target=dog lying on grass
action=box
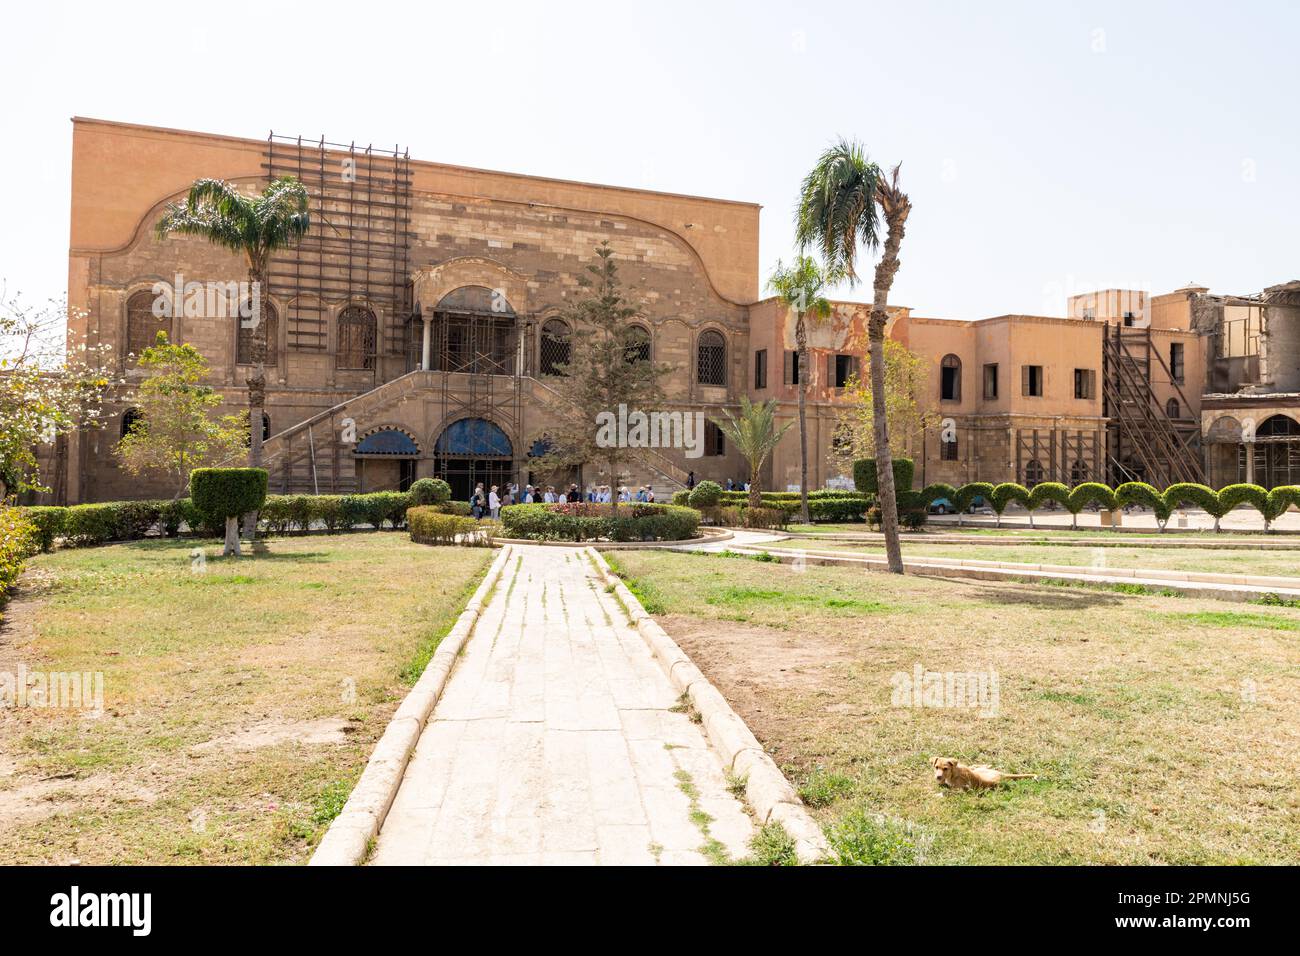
[931,757,1037,790]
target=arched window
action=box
[126,290,171,361]
[625,324,652,364]
[697,330,726,386]
[1024,459,1045,486]
[1070,460,1089,484]
[1165,398,1181,420]
[940,354,962,402]
[1256,415,1300,437]
[243,413,271,447]
[539,319,571,376]
[337,306,377,370]
[940,435,958,461]
[237,302,279,366]
[120,407,144,439]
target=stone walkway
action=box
[370,545,753,865]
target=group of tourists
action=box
[468,481,657,519]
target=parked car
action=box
[928,495,986,514]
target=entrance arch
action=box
[434,417,514,502]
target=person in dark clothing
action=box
[686,471,696,489]
[566,484,581,503]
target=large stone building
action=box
[44,118,1299,504]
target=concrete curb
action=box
[723,545,1300,603]
[786,532,1300,551]
[308,544,514,866]
[585,548,830,864]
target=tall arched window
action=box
[940,354,962,402]
[625,324,652,364]
[697,330,726,386]
[337,305,377,370]
[1070,460,1089,484]
[1166,398,1181,419]
[1024,459,1045,486]
[539,319,571,376]
[126,290,171,360]
[237,302,279,366]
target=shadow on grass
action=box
[957,578,1127,609]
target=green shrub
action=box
[62,503,127,546]
[671,489,691,506]
[407,506,492,546]
[1264,485,1300,529]
[159,499,191,537]
[919,482,958,508]
[189,468,269,525]
[853,457,914,495]
[500,502,699,542]
[409,477,451,507]
[18,506,66,552]
[807,496,869,522]
[1219,483,1268,517]
[1027,481,1070,510]
[116,500,165,539]
[989,483,1030,525]
[435,500,472,518]
[1067,481,1116,514]
[0,508,38,617]
[953,481,994,515]
[1115,481,1172,527]
[1163,483,1226,530]
[688,481,723,509]
[362,491,412,529]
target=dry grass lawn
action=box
[608,549,1300,864]
[0,534,492,865]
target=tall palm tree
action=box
[796,139,912,574]
[767,256,836,525]
[710,397,794,510]
[156,177,310,474]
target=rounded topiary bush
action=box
[1115,481,1173,528]
[989,482,1030,527]
[189,467,269,556]
[1163,483,1226,531]
[1264,485,1300,531]
[409,477,452,506]
[1065,482,1116,529]
[1026,481,1069,528]
[687,480,723,509]
[952,482,994,525]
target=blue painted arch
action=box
[355,428,420,456]
[435,417,513,458]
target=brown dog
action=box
[931,757,1037,790]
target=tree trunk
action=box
[223,515,241,557]
[243,266,268,538]
[796,315,810,525]
[869,185,911,575]
[748,463,762,511]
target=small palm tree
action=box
[156,177,310,472]
[767,256,837,525]
[796,139,912,574]
[710,397,794,510]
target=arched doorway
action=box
[355,427,420,492]
[1249,414,1300,489]
[435,417,513,502]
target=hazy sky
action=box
[2,0,1296,320]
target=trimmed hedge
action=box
[20,506,68,553]
[500,502,700,542]
[189,468,269,524]
[408,506,495,546]
[853,458,915,495]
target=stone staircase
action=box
[254,371,691,495]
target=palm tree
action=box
[767,256,836,525]
[796,139,912,574]
[156,177,310,475]
[709,397,794,510]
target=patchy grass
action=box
[776,540,1300,579]
[0,534,492,864]
[611,549,1300,865]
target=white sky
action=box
[2,0,1296,320]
